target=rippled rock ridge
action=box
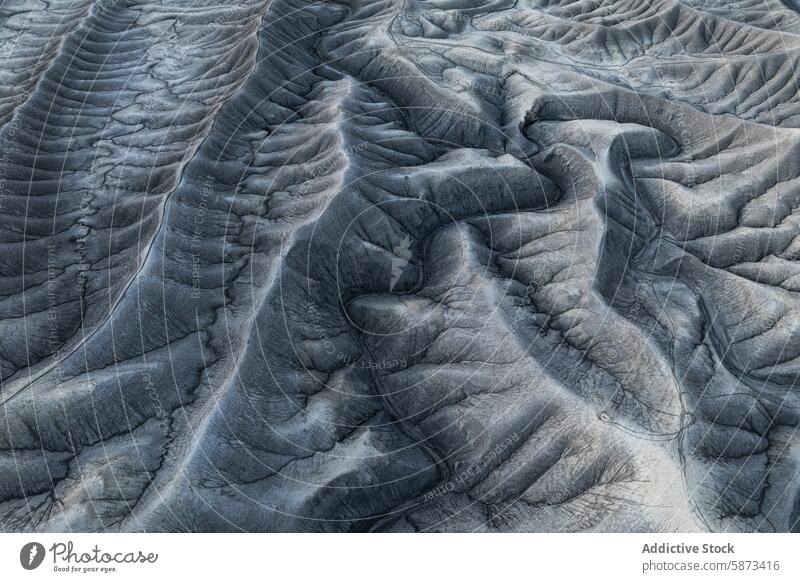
[1,0,800,533]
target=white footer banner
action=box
[0,534,796,581]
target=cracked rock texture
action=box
[2,0,800,532]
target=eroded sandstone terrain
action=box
[1,0,800,532]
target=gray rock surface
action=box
[1,0,800,532]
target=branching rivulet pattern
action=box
[1,0,800,532]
